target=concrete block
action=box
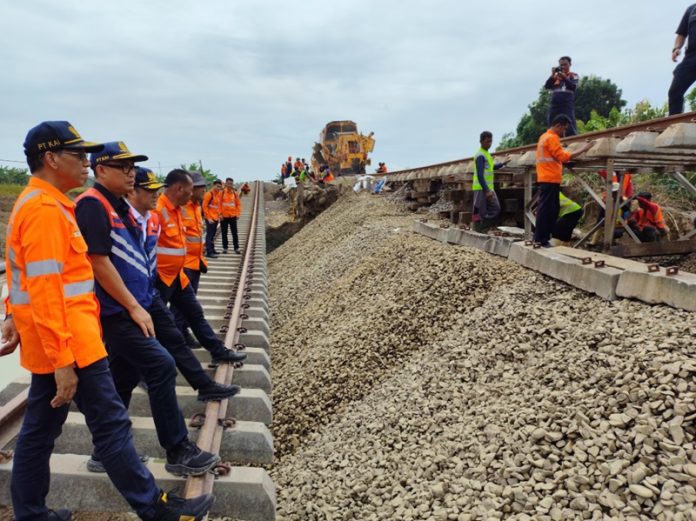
[507,243,620,300]
[446,228,515,257]
[411,221,449,243]
[242,317,270,337]
[585,137,621,158]
[239,330,270,352]
[616,269,696,311]
[0,453,276,521]
[82,387,273,425]
[655,122,696,149]
[195,347,270,372]
[50,413,273,465]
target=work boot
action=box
[183,329,201,349]
[165,438,220,476]
[205,252,218,259]
[46,509,72,520]
[150,490,215,521]
[197,382,241,402]
[234,249,241,254]
[211,349,247,364]
[87,453,150,473]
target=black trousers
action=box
[221,217,239,251]
[630,224,660,243]
[205,220,218,255]
[553,209,582,242]
[669,54,696,115]
[534,183,561,245]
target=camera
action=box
[554,66,562,74]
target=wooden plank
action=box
[610,239,696,258]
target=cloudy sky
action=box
[0,1,685,180]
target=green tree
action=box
[0,165,29,185]
[573,75,626,123]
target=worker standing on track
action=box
[202,179,222,258]
[74,144,222,478]
[534,114,594,247]
[220,177,241,254]
[669,4,696,114]
[241,182,251,196]
[175,171,207,347]
[1,121,214,521]
[156,170,246,365]
[544,56,579,136]
[471,131,510,233]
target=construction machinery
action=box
[311,121,375,176]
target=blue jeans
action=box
[11,358,161,520]
[157,276,227,359]
[205,220,218,255]
[101,312,188,451]
[150,293,210,390]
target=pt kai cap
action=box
[189,171,208,187]
[90,141,148,169]
[134,166,165,190]
[23,121,103,157]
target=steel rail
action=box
[183,180,261,501]
[378,110,696,177]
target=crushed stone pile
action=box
[269,192,696,520]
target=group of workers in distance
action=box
[280,156,334,184]
[200,177,249,259]
[472,114,669,247]
[0,120,251,521]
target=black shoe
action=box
[222,249,228,254]
[151,490,215,521]
[87,453,149,473]
[234,249,241,254]
[211,350,247,364]
[197,382,242,402]
[205,252,219,259]
[165,438,220,476]
[183,329,201,349]
[47,509,72,521]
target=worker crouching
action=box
[628,191,668,242]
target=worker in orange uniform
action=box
[202,179,222,258]
[220,177,241,254]
[156,170,246,365]
[241,182,251,195]
[534,114,594,247]
[376,162,388,173]
[175,171,208,346]
[0,121,214,521]
[628,191,669,242]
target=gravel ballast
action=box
[269,192,696,521]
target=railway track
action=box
[0,181,275,521]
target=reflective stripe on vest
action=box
[472,148,494,191]
[157,246,186,256]
[536,133,557,164]
[559,193,581,218]
[186,236,203,244]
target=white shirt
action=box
[126,200,150,247]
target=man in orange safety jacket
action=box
[202,179,222,257]
[220,177,241,254]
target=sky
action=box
[0,1,686,180]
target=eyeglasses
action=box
[102,162,136,174]
[58,150,88,162]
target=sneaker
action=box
[211,350,247,364]
[87,453,149,473]
[183,329,201,349]
[151,490,215,521]
[47,509,72,521]
[197,382,241,402]
[165,438,220,476]
[234,249,241,254]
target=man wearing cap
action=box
[75,143,220,478]
[1,122,214,521]
[202,179,223,258]
[156,170,246,365]
[220,177,241,254]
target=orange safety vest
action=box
[221,188,241,218]
[202,189,222,222]
[632,207,666,231]
[6,177,106,374]
[155,194,190,288]
[181,200,207,270]
[324,171,335,182]
[536,129,572,184]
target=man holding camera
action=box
[544,56,579,136]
